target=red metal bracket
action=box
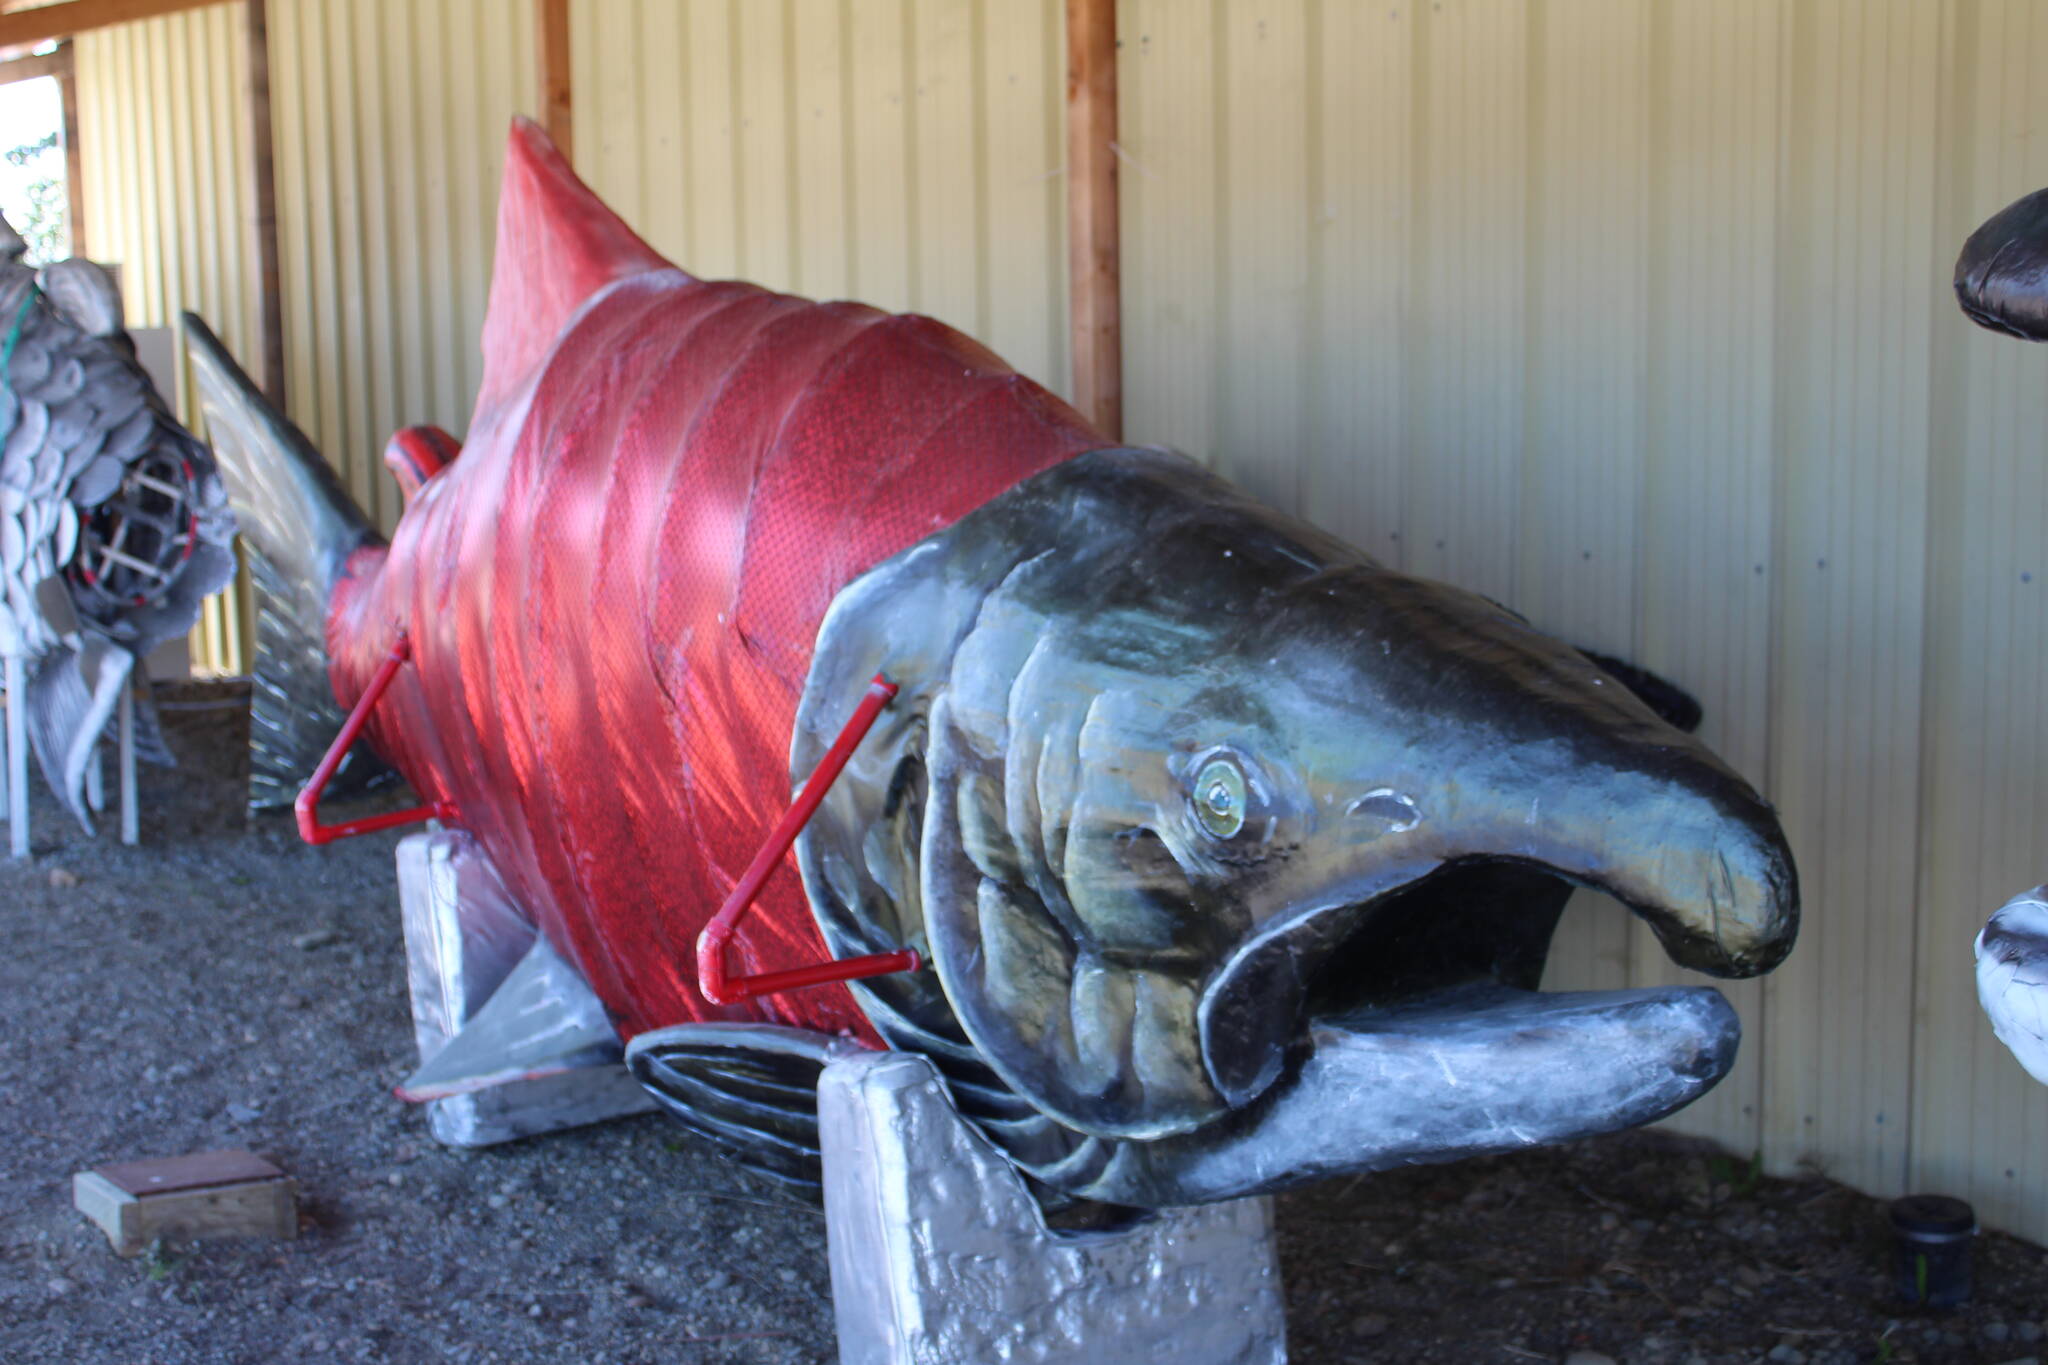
[697,674,922,1005]
[295,633,458,845]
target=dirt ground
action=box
[3,683,2045,1365]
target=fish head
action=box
[798,448,1798,1198]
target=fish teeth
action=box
[26,355,85,406]
[4,398,48,470]
[71,453,125,507]
[53,500,77,568]
[0,506,24,571]
[105,407,155,459]
[6,328,51,389]
[60,424,106,482]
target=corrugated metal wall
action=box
[268,0,533,536]
[1120,0,2048,1242]
[70,0,2048,1243]
[76,0,533,671]
[570,0,1071,400]
[75,3,257,674]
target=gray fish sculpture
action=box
[1976,888,2048,1086]
[190,122,1797,1210]
[766,448,1797,1205]
[0,212,236,829]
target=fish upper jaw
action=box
[1189,750,1799,1118]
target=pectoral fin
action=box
[626,1023,863,1192]
[396,937,620,1101]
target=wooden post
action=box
[244,0,283,408]
[57,53,84,258]
[1065,0,1120,441]
[535,0,571,163]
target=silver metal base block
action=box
[396,829,653,1147]
[820,1050,1287,1365]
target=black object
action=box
[70,448,202,613]
[1890,1194,1976,1309]
[1580,649,1705,734]
[1956,187,2048,340]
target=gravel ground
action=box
[3,683,2045,1364]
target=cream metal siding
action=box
[570,0,1071,401]
[1121,0,2048,1241]
[69,0,2048,1244]
[268,0,533,536]
[75,0,533,669]
[76,3,256,674]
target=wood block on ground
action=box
[73,1149,297,1256]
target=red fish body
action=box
[324,121,1102,1043]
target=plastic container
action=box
[1889,1194,1976,1309]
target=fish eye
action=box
[1193,758,1248,839]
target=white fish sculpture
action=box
[0,211,236,831]
[1977,889,2048,1086]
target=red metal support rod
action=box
[697,673,922,1005]
[296,633,459,845]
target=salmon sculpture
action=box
[188,119,1797,1208]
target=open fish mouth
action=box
[1157,858,1752,1204]
[1179,977,1739,1201]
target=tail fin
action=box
[473,117,675,425]
[181,312,395,810]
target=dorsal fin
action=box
[474,117,677,423]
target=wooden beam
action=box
[58,57,83,256]
[244,0,281,407]
[0,0,225,49]
[1064,0,1120,441]
[535,0,570,162]
[0,44,68,85]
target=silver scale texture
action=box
[821,1049,1287,1365]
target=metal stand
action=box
[820,1050,1287,1365]
[6,654,26,858]
[395,828,653,1146]
[117,683,136,846]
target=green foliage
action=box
[140,1238,188,1282]
[4,129,67,264]
[2,131,57,169]
[1706,1148,1765,1199]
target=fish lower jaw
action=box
[1186,853,1755,1183]
[1298,980,1738,1163]
[1096,980,1740,1207]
